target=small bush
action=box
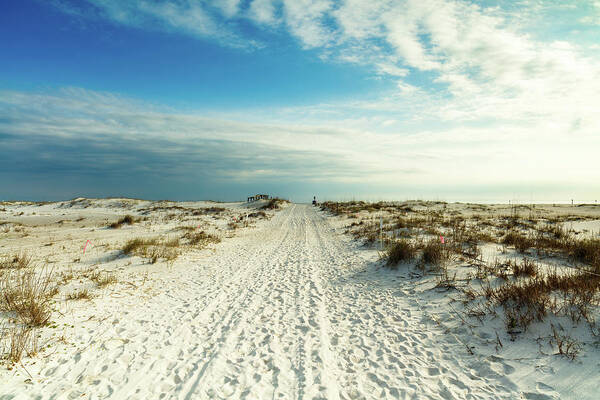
[502,231,532,253]
[570,238,600,267]
[261,198,288,210]
[511,258,538,278]
[248,211,267,218]
[489,279,550,331]
[421,239,451,266]
[109,215,137,229]
[385,240,417,267]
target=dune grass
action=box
[261,198,289,210]
[122,237,179,264]
[385,240,417,267]
[420,239,452,267]
[1,261,55,327]
[109,215,139,229]
[0,253,56,363]
[0,253,32,270]
[183,230,220,247]
[67,289,91,300]
[3,325,38,363]
[89,270,118,287]
[325,200,600,358]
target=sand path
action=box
[2,204,521,399]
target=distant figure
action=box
[312,196,317,206]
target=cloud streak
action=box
[52,0,257,48]
[0,88,413,187]
[2,86,599,201]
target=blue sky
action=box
[2,0,600,202]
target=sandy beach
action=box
[1,199,598,399]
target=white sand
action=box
[0,202,596,398]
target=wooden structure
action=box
[247,194,270,202]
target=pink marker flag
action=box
[83,240,92,254]
[440,236,445,244]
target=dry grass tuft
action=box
[486,278,550,331]
[385,240,417,267]
[1,267,55,327]
[109,215,138,229]
[183,231,221,247]
[261,198,289,210]
[67,289,91,300]
[90,271,117,287]
[149,247,177,264]
[227,221,239,230]
[0,253,32,270]
[550,324,581,360]
[510,258,538,278]
[570,238,600,267]
[482,268,600,333]
[502,231,532,253]
[122,237,158,255]
[248,211,267,219]
[3,325,38,363]
[421,239,451,267]
[122,237,178,264]
[202,206,226,214]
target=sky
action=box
[1,0,600,203]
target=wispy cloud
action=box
[51,0,257,48]
[248,0,281,25]
[580,0,600,25]
[51,1,600,126]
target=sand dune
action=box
[0,201,596,398]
